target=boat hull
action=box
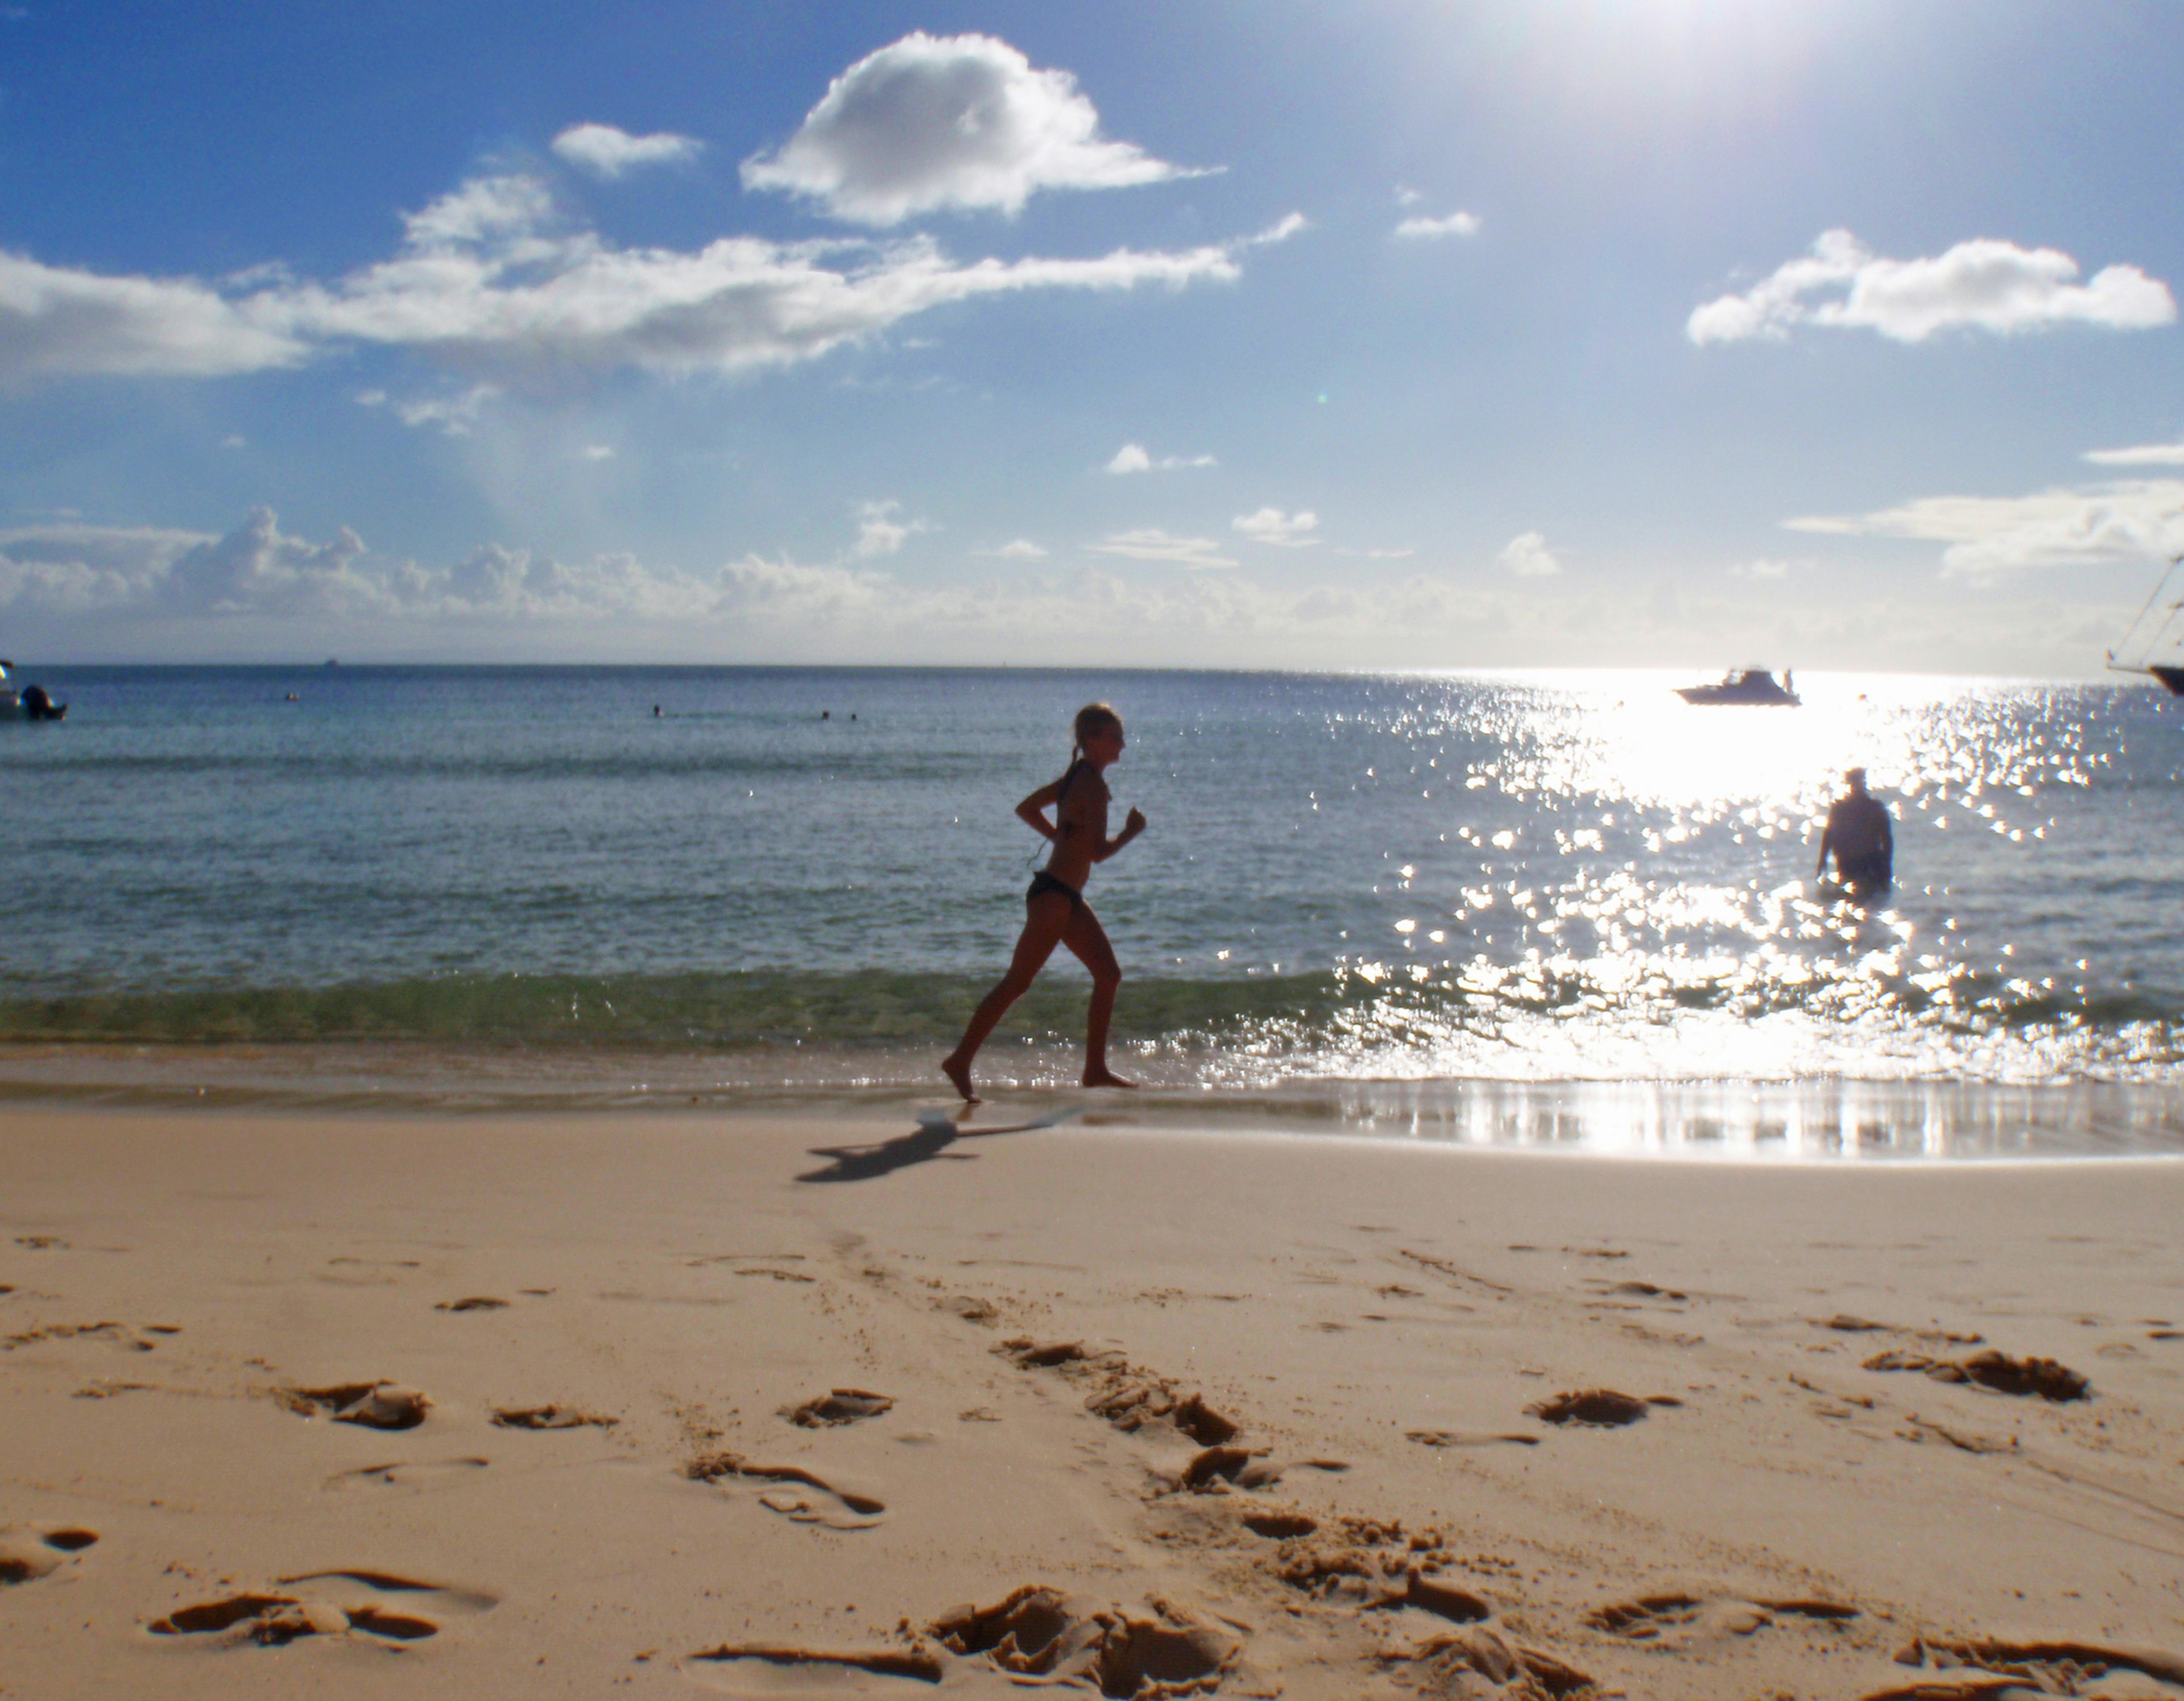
[1676,686,1799,706]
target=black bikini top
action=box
[1054,758,1094,834]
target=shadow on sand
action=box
[797,1106,1078,1185]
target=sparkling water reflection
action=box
[0,666,2179,1094]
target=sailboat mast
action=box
[2109,554,2184,671]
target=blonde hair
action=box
[1073,702,1122,748]
[1058,702,1121,799]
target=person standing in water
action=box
[1815,767,1893,895]
[942,703,1147,1104]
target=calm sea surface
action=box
[3,665,2182,1155]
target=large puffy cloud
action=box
[551,123,702,179]
[0,508,891,623]
[1,172,1242,384]
[1689,229,2175,345]
[0,511,394,616]
[741,32,1200,224]
[0,253,307,380]
[0,509,2138,675]
[0,521,209,612]
[1785,479,2184,578]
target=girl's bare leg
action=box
[942,895,1073,1102]
[1063,904,1135,1089]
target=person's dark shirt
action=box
[1824,793,1892,872]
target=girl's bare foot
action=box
[1082,1067,1138,1090]
[941,1056,980,1103]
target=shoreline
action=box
[1,1041,2181,1160]
[3,1104,2182,1699]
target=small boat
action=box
[2107,557,2184,694]
[0,660,65,722]
[1676,667,1799,706]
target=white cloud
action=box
[1233,507,1318,547]
[551,122,703,179]
[1728,558,1792,580]
[1243,212,1308,247]
[0,251,308,380]
[1089,528,1236,569]
[580,444,615,461]
[1395,211,1480,240]
[1785,479,2184,578]
[984,538,1047,560]
[1104,442,1215,474]
[221,434,246,449]
[741,32,1203,226]
[1395,185,1425,208]
[853,499,929,558]
[1,171,1243,385]
[270,178,1242,378]
[1689,229,2177,345]
[2084,439,2184,466]
[358,382,498,435]
[0,520,209,613]
[1498,531,1560,577]
[0,507,898,626]
[399,173,557,251]
[0,508,2148,676]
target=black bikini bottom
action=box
[1027,870,1085,912]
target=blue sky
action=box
[4,1,2183,671]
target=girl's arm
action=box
[1015,780,1061,842]
[1091,801,1147,862]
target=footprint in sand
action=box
[686,1451,886,1530]
[434,1296,509,1313]
[492,1405,617,1430]
[3,1321,155,1354]
[1591,1592,1857,1648]
[783,1389,895,1428]
[1863,1348,2090,1402]
[1167,1447,1284,1493]
[999,1338,1244,1448]
[686,1643,945,1695]
[1275,1525,1492,1621]
[1526,1389,1681,1428]
[271,1382,431,1430]
[1407,1429,1540,1449]
[1393,1625,1598,1700]
[324,1458,490,1492]
[1877,1635,2184,1700]
[928,1585,1240,1696]
[148,1570,495,1649]
[0,1526,100,1584]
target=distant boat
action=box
[2106,557,2184,694]
[1676,668,1800,706]
[0,659,65,722]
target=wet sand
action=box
[2,1103,2182,1699]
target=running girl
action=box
[941,702,1147,1103]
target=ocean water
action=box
[2,664,2181,1154]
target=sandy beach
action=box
[3,1102,2182,1700]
